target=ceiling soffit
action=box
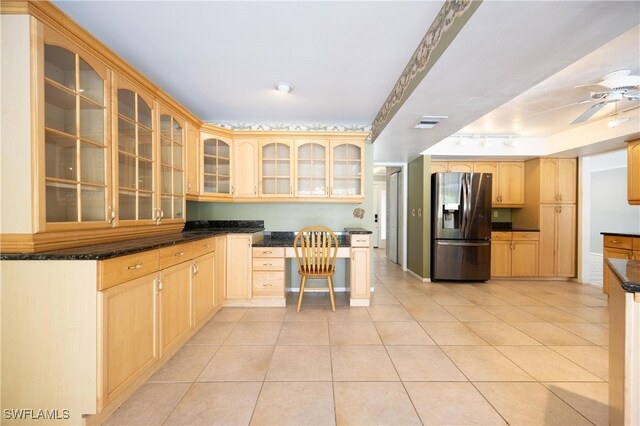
[371,0,481,141]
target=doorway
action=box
[387,168,402,264]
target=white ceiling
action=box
[52,0,443,124]
[53,0,640,163]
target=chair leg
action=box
[297,276,307,312]
[327,275,336,312]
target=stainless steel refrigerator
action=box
[431,172,492,281]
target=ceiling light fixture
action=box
[608,116,629,128]
[275,82,294,93]
[415,116,448,129]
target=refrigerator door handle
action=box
[460,175,467,238]
[436,241,491,247]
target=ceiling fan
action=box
[571,69,640,124]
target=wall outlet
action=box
[493,210,499,218]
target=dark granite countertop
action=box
[253,231,351,247]
[1,220,265,261]
[606,258,640,293]
[600,232,640,238]
[344,227,373,234]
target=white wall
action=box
[581,149,640,286]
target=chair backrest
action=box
[294,226,339,275]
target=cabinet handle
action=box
[264,263,273,266]
[125,263,143,270]
[290,185,293,195]
[263,283,273,287]
[175,252,185,257]
[263,250,272,254]
[231,185,235,195]
[254,185,257,195]
[187,181,192,191]
[611,240,620,244]
[558,206,562,213]
[107,206,116,224]
[155,278,163,294]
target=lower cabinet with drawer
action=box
[252,247,286,300]
[347,234,371,305]
[603,235,640,294]
[0,236,224,425]
[491,231,539,278]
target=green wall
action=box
[187,141,375,234]
[407,156,431,279]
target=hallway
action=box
[106,249,609,425]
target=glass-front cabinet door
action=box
[43,42,109,226]
[295,140,328,197]
[260,139,293,197]
[159,110,185,220]
[330,140,364,198]
[115,82,155,224]
[201,134,232,197]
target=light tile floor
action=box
[105,249,609,425]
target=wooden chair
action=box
[293,226,338,312]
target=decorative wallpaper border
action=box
[371,0,482,140]
[208,122,372,133]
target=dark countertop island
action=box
[606,258,640,293]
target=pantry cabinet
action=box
[540,158,577,204]
[628,139,640,205]
[539,204,576,277]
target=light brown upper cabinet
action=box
[260,139,294,197]
[42,34,110,229]
[158,108,186,221]
[448,162,474,173]
[295,139,329,197]
[496,162,525,206]
[233,138,259,198]
[540,158,576,204]
[473,162,498,204]
[200,131,232,198]
[185,123,199,197]
[330,139,364,198]
[628,139,640,205]
[114,79,155,225]
[430,162,448,174]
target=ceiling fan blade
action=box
[571,101,606,125]
[575,83,610,93]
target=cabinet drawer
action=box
[252,271,285,298]
[252,257,285,271]
[159,243,195,269]
[512,232,539,241]
[491,232,512,241]
[99,250,159,290]
[604,235,633,250]
[253,247,285,258]
[350,235,370,247]
[193,237,216,258]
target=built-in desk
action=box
[250,230,372,307]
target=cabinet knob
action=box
[175,252,185,257]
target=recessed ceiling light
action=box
[414,116,447,129]
[275,82,293,93]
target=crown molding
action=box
[371,0,482,141]
[210,122,371,133]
